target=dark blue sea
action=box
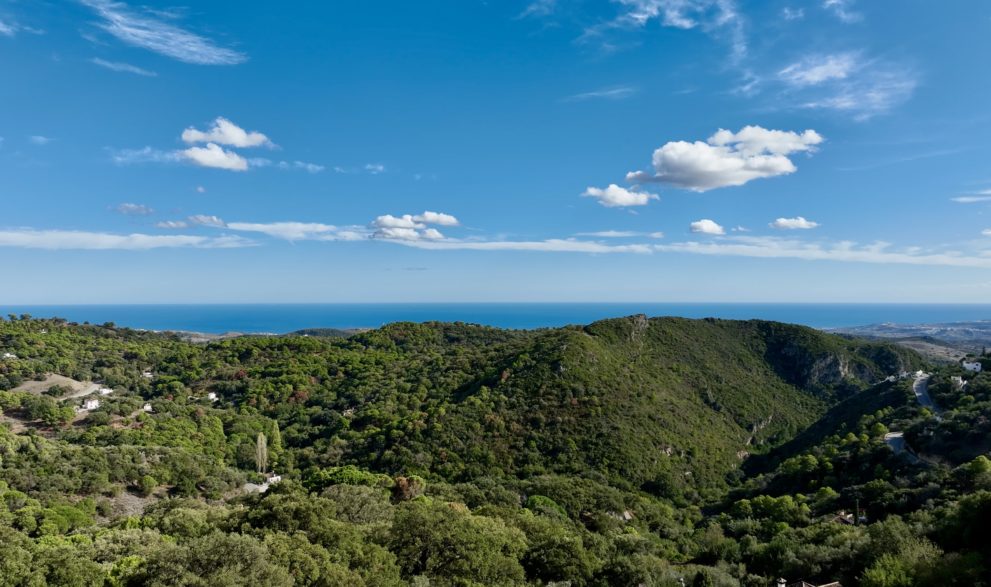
[2,304,991,334]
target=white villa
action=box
[2,352,17,360]
[963,361,983,373]
[141,370,154,379]
[82,398,100,411]
[142,403,153,413]
[98,387,114,396]
[207,392,218,402]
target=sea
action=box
[2,303,991,335]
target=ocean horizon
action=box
[2,303,991,334]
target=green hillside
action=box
[6,314,989,587]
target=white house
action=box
[141,370,154,379]
[2,352,17,360]
[83,398,100,411]
[963,361,983,373]
[951,376,967,389]
[142,403,153,413]
[207,392,218,402]
[98,387,114,396]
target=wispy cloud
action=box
[774,52,915,120]
[29,135,53,145]
[822,0,862,23]
[389,238,654,254]
[563,86,637,102]
[79,0,246,65]
[519,0,557,19]
[111,146,182,165]
[114,203,154,216]
[0,19,16,36]
[90,57,156,76]
[655,236,991,268]
[278,161,325,173]
[584,0,747,62]
[0,229,251,250]
[575,230,663,238]
[952,191,991,204]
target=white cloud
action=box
[412,211,460,226]
[225,222,339,241]
[781,7,804,20]
[364,163,386,174]
[778,53,860,87]
[564,86,637,102]
[800,69,916,120]
[90,57,156,76]
[519,0,557,18]
[111,146,182,165]
[182,117,272,148]
[181,143,248,171]
[822,0,861,23]
[115,203,154,216]
[952,193,991,204]
[690,219,725,235]
[196,186,206,193]
[391,238,653,254]
[277,161,325,173]
[371,211,459,240]
[29,135,53,145]
[655,236,991,269]
[582,184,659,207]
[983,229,991,237]
[0,229,250,250]
[627,126,823,191]
[80,0,247,65]
[590,0,747,61]
[576,230,641,238]
[0,19,16,36]
[186,214,226,227]
[770,216,819,230]
[156,220,187,229]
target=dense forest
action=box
[0,314,988,586]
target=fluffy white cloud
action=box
[779,53,860,87]
[80,0,246,65]
[181,143,248,171]
[115,203,154,216]
[690,219,725,235]
[90,57,156,76]
[582,184,658,207]
[371,211,458,240]
[770,216,819,230]
[413,211,460,226]
[627,126,823,191]
[0,229,250,250]
[182,117,272,148]
[225,222,339,241]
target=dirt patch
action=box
[12,374,101,399]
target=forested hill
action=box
[5,314,991,586]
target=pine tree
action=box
[256,432,268,474]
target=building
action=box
[98,387,114,396]
[207,392,218,402]
[142,403,153,413]
[83,398,100,411]
[141,370,154,379]
[2,352,17,360]
[963,361,983,373]
[951,376,967,389]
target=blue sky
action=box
[2,0,991,303]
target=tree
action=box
[256,432,268,474]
